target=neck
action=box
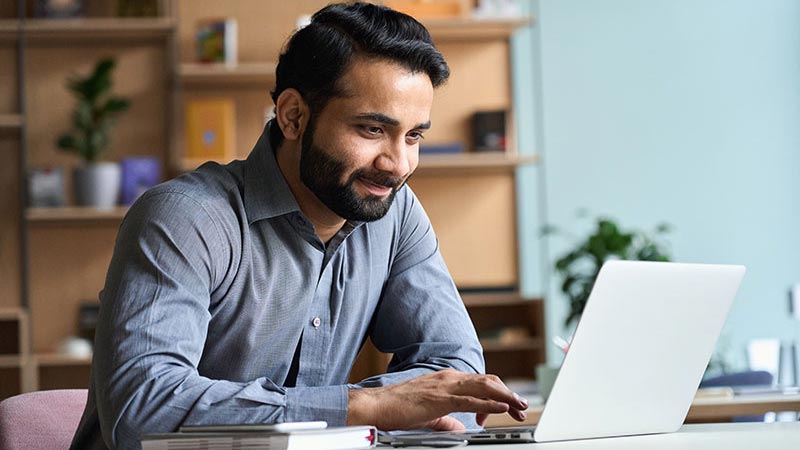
[275,140,345,243]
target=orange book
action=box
[184,98,236,163]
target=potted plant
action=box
[544,214,672,327]
[57,57,130,208]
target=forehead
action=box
[324,57,434,122]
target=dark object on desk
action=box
[472,110,506,152]
[700,370,774,422]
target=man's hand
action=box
[346,369,528,431]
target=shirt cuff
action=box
[284,384,349,426]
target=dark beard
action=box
[299,119,408,222]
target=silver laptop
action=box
[386,261,746,445]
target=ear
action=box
[275,88,310,141]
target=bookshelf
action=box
[2,0,545,398]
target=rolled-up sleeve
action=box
[95,191,348,450]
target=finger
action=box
[507,407,527,422]
[452,376,528,411]
[476,413,488,427]
[427,415,466,432]
[450,395,510,415]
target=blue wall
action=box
[513,0,800,367]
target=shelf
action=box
[462,292,542,307]
[33,353,91,367]
[0,114,23,131]
[0,307,25,321]
[416,152,538,174]
[178,62,277,86]
[480,337,543,352]
[0,18,174,43]
[26,206,128,223]
[424,17,532,41]
[0,355,24,369]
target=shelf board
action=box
[480,337,543,352]
[0,114,23,131]
[26,206,128,223]
[178,62,277,86]
[461,292,542,307]
[424,17,532,41]
[0,355,24,368]
[0,307,25,321]
[33,353,91,367]
[0,17,174,43]
[416,152,538,174]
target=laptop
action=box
[385,260,746,445]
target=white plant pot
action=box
[73,162,121,208]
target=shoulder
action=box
[125,162,245,242]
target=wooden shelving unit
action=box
[177,62,277,86]
[26,207,128,223]
[7,18,174,42]
[417,152,538,173]
[4,1,543,394]
[424,17,533,41]
[0,114,23,131]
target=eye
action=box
[406,131,425,143]
[361,125,384,136]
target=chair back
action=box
[0,389,87,450]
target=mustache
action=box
[350,169,409,190]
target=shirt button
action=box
[312,317,321,328]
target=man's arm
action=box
[94,191,348,450]
[345,188,528,430]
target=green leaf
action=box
[103,97,131,114]
[56,135,78,151]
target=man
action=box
[71,3,527,449]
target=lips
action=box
[358,176,394,196]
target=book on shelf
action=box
[184,98,236,163]
[141,425,377,450]
[196,17,238,65]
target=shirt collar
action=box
[243,131,301,224]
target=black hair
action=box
[268,1,450,147]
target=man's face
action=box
[298,57,434,222]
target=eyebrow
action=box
[354,113,431,130]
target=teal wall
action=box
[513,0,800,367]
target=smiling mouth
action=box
[357,176,394,197]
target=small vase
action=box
[73,162,121,208]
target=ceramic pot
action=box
[73,162,121,207]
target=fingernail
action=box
[514,392,529,408]
[520,411,527,420]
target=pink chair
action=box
[0,389,87,450]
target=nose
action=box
[374,137,412,178]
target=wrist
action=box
[346,387,376,426]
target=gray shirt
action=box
[70,132,484,450]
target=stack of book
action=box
[140,422,377,450]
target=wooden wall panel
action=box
[0,46,18,114]
[428,40,511,147]
[0,138,21,309]
[409,172,518,288]
[175,0,329,64]
[28,223,120,352]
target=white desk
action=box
[402,422,800,449]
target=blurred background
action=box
[0,0,798,421]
